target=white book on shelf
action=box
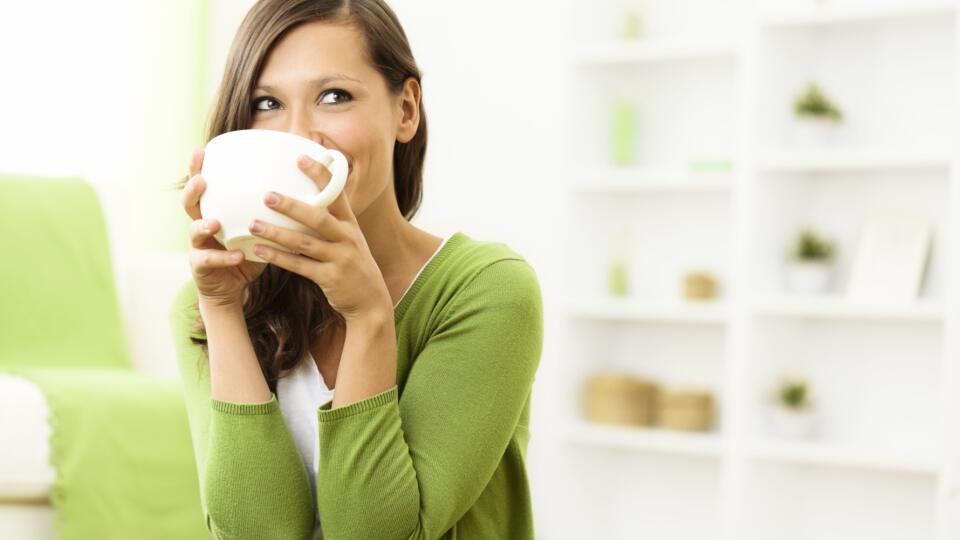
[846,210,934,303]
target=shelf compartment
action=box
[742,459,937,540]
[565,419,722,458]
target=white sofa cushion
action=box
[0,374,55,501]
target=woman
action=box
[170,0,543,538]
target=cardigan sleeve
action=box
[315,258,544,539]
[169,281,316,540]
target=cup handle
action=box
[302,149,348,208]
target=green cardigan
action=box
[170,231,544,540]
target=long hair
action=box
[174,0,426,391]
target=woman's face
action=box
[249,20,419,217]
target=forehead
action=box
[257,20,374,86]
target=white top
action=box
[276,232,453,512]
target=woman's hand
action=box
[247,154,392,322]
[182,147,268,308]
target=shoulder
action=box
[444,233,542,317]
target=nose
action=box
[285,110,326,147]
[282,111,349,172]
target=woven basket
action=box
[683,272,718,300]
[582,372,658,427]
[658,388,714,431]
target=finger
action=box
[189,146,204,177]
[190,247,245,273]
[181,174,206,221]
[248,219,335,262]
[298,154,353,221]
[191,218,223,249]
[251,242,324,281]
[263,190,348,243]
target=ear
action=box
[395,77,421,144]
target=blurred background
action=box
[1,0,960,538]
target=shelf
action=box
[566,297,728,324]
[752,295,944,322]
[747,437,939,475]
[571,168,732,194]
[576,39,738,65]
[757,147,952,174]
[565,419,722,458]
[760,1,956,28]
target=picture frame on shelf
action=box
[846,209,933,303]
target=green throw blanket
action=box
[0,175,208,539]
[4,367,210,540]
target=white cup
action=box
[199,129,348,262]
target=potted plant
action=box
[767,376,817,440]
[784,228,835,294]
[792,82,843,146]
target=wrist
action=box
[198,296,244,315]
[344,306,393,333]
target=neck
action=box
[354,181,428,306]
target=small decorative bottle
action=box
[621,1,645,41]
[611,97,636,167]
[608,223,632,297]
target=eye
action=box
[251,96,278,112]
[320,89,352,105]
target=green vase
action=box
[612,99,636,166]
[609,259,629,297]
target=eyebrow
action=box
[254,74,363,93]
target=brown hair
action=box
[174,0,427,391]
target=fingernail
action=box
[298,155,313,167]
[250,220,264,233]
[202,219,209,232]
[231,251,243,262]
[265,192,279,205]
[254,245,268,257]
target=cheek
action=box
[331,117,392,180]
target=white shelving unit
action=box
[557,1,960,539]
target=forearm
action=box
[331,309,397,408]
[199,299,271,404]
[174,285,314,538]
